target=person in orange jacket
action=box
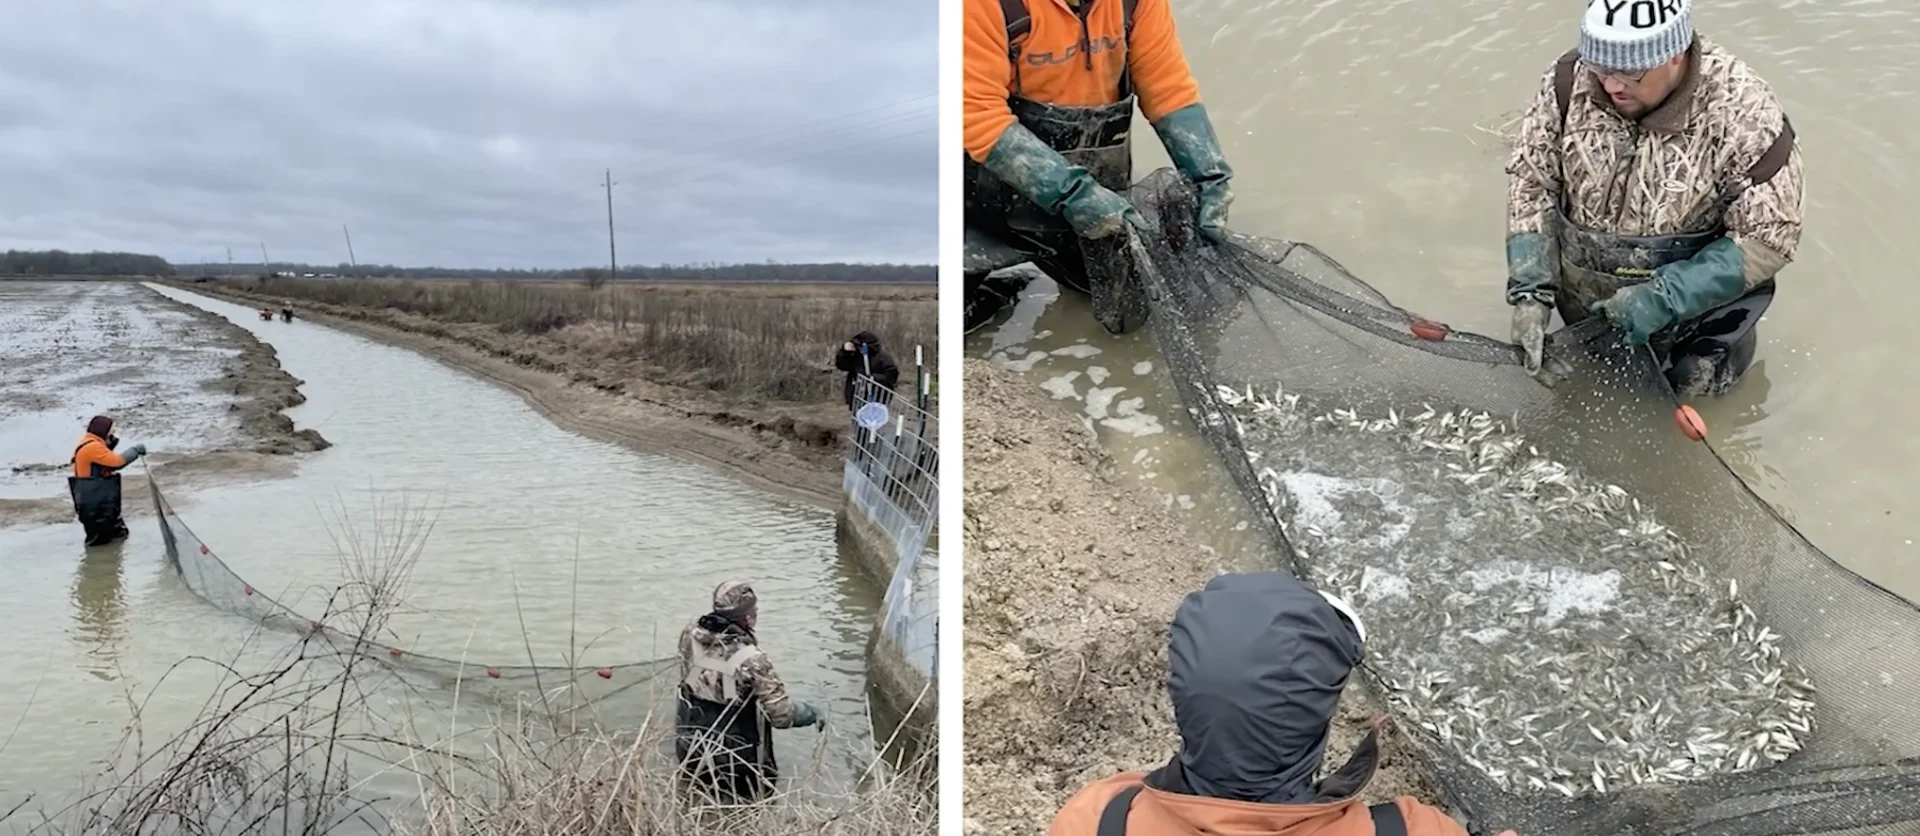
[69,415,147,547]
[962,0,1234,335]
[1049,573,1516,836]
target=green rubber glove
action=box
[790,700,822,728]
[1504,232,1556,306]
[1589,236,1747,345]
[982,123,1145,240]
[1153,103,1234,244]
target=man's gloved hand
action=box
[790,700,823,728]
[1590,237,1750,346]
[982,123,1145,240]
[1510,299,1551,375]
[1153,103,1234,244]
[127,443,147,458]
[1590,284,1672,346]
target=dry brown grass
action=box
[224,276,937,404]
[2,498,934,836]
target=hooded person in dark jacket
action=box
[1049,573,1506,836]
[675,579,823,804]
[69,415,147,547]
[834,331,901,410]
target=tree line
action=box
[1,249,934,284]
[1,249,176,277]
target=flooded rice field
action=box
[968,0,1920,602]
[1,282,244,499]
[0,281,882,818]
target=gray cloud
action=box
[0,0,936,268]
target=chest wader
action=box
[963,0,1148,335]
[675,645,778,804]
[69,440,129,547]
[1547,50,1795,397]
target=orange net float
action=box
[596,667,613,679]
[1408,317,1451,341]
[1675,404,1708,441]
[484,666,501,679]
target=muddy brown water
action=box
[969,1,1920,605]
[0,282,883,821]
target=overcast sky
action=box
[0,0,935,268]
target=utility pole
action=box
[603,168,618,281]
[259,242,269,272]
[342,225,357,270]
[226,247,234,277]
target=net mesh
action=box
[147,477,679,719]
[1124,167,1920,836]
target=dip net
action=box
[148,477,679,720]
[1125,167,1920,836]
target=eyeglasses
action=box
[1581,60,1650,84]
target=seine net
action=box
[1124,167,1920,836]
[147,477,679,720]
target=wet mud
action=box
[961,358,1437,836]
[175,282,847,510]
[0,281,327,528]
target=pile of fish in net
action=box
[1210,383,1817,799]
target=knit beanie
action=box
[1579,0,1694,72]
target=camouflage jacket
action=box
[677,616,801,728]
[1505,37,1805,290]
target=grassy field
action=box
[223,276,937,404]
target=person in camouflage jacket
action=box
[675,579,823,803]
[1505,0,1802,397]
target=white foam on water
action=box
[1085,386,1124,420]
[1101,413,1165,437]
[1112,396,1147,417]
[1131,449,1150,464]
[1459,561,1622,627]
[995,349,1051,372]
[1034,329,1053,340]
[1175,494,1195,510]
[1040,371,1081,400]
[1275,470,1414,550]
[1133,361,1154,375]
[1087,365,1110,385]
[1052,344,1102,359]
[1446,510,1479,538]
[1358,567,1413,603]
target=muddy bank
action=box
[176,281,848,510]
[961,358,1435,836]
[152,291,331,457]
[0,282,326,528]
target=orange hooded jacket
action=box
[1048,771,1469,836]
[963,0,1203,162]
[72,422,131,479]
